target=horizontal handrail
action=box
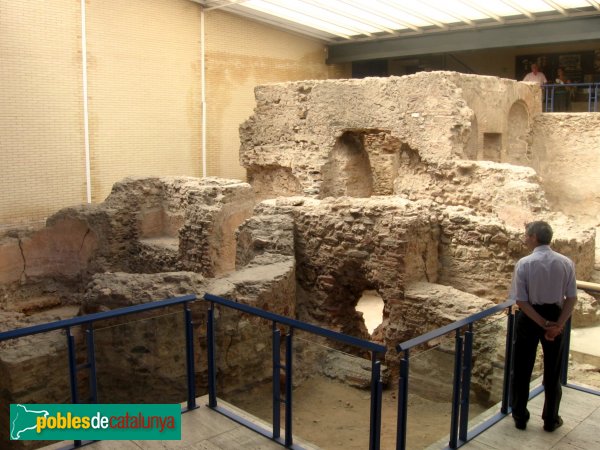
[577,280,600,293]
[0,294,197,342]
[543,82,599,88]
[204,293,387,354]
[396,299,514,352]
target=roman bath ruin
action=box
[1,72,600,448]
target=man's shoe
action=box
[543,416,563,432]
[514,418,527,430]
[513,410,530,430]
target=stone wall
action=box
[240,72,539,200]
[531,114,600,226]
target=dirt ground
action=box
[227,373,486,449]
[226,360,600,450]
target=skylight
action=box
[206,0,600,41]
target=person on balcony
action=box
[523,63,547,85]
[553,67,572,112]
[509,221,577,432]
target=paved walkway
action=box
[461,386,600,450]
[43,396,292,450]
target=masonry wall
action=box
[0,1,348,228]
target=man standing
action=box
[523,63,548,85]
[510,221,577,432]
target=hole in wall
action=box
[355,289,384,335]
[482,132,502,162]
[321,131,373,198]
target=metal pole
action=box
[207,303,217,407]
[369,356,382,450]
[184,303,197,410]
[272,323,281,439]
[501,306,515,413]
[459,326,474,442]
[86,323,98,403]
[396,349,409,450]
[66,327,79,404]
[284,329,294,448]
[449,330,463,449]
[66,327,82,448]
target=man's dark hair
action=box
[526,221,553,245]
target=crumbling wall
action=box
[240,73,475,199]
[531,114,600,226]
[394,158,550,229]
[240,72,541,201]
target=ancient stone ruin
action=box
[1,71,599,448]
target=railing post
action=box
[66,327,82,448]
[184,302,197,410]
[207,302,217,408]
[66,327,79,404]
[86,323,98,403]
[459,325,474,442]
[284,329,294,448]
[501,306,515,413]
[396,349,409,450]
[449,330,463,449]
[369,355,382,450]
[560,317,572,386]
[272,323,281,439]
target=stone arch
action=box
[320,131,373,198]
[505,101,531,166]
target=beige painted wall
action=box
[0,1,348,227]
[204,10,349,180]
[86,0,202,202]
[0,0,86,224]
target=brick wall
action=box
[0,1,349,227]
[0,0,86,225]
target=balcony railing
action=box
[0,294,198,448]
[543,82,599,112]
[1,283,599,449]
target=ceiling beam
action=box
[378,0,449,30]
[419,0,476,26]
[500,0,536,19]
[585,0,600,10]
[542,0,569,16]
[326,15,600,63]
[461,0,506,23]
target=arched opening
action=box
[320,131,373,198]
[355,289,384,336]
[506,101,531,166]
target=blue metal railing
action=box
[0,294,197,448]
[395,299,515,450]
[543,82,599,112]
[203,293,387,450]
[395,291,600,450]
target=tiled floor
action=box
[41,387,600,450]
[461,387,600,450]
[42,396,288,450]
